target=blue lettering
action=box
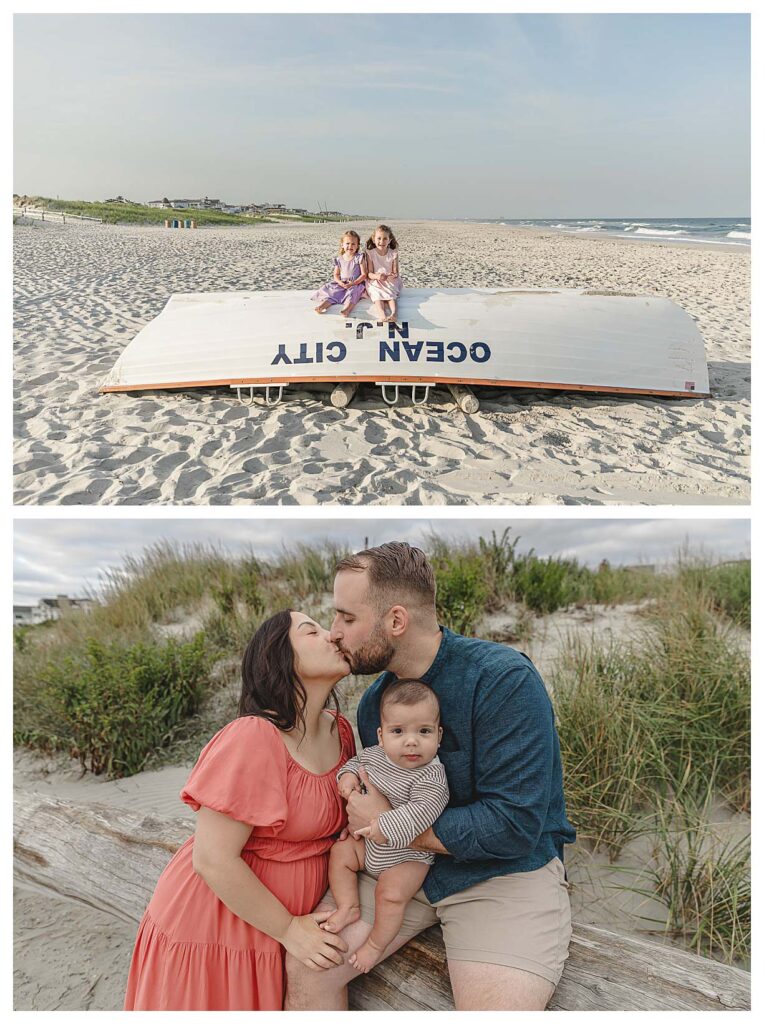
[389,321,409,339]
[326,341,346,363]
[380,340,400,362]
[402,341,423,361]
[356,322,375,339]
[471,342,491,363]
[272,345,291,366]
[426,341,444,362]
[315,342,323,363]
[447,342,467,363]
[293,343,314,365]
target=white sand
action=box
[14,220,749,505]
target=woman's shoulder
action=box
[205,715,284,751]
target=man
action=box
[284,542,576,1011]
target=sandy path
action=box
[14,220,749,505]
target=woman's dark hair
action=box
[238,609,340,734]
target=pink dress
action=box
[366,247,402,301]
[124,714,356,1011]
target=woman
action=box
[124,610,355,1011]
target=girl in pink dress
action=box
[365,224,402,322]
[124,610,355,1011]
[311,230,368,317]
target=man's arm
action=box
[409,826,449,854]
[431,664,556,862]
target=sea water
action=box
[480,218,751,247]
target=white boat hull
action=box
[101,288,710,398]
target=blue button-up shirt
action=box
[356,627,577,904]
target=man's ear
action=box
[377,726,383,744]
[437,725,443,745]
[388,604,409,637]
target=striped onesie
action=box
[337,745,450,877]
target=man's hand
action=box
[346,767,392,834]
[409,827,450,855]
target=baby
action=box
[324,678,449,973]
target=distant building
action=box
[103,196,134,205]
[14,594,96,626]
[13,605,45,626]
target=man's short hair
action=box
[335,541,436,616]
[380,678,440,721]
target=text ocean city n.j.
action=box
[271,322,492,366]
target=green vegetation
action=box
[13,535,749,963]
[626,789,751,965]
[14,195,349,226]
[554,584,749,856]
[17,634,208,777]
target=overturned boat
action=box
[101,288,710,407]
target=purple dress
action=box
[311,253,366,307]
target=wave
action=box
[727,230,751,239]
[634,228,684,236]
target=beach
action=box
[14,597,750,1010]
[13,219,750,506]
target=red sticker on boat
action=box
[685,381,695,390]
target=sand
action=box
[14,600,750,1010]
[13,220,750,505]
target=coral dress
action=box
[366,247,402,301]
[124,713,356,1011]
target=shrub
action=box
[510,553,585,614]
[433,552,489,636]
[17,634,209,778]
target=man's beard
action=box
[340,621,395,676]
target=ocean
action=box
[480,218,751,248]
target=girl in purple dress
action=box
[311,231,368,317]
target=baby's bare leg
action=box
[324,836,366,933]
[349,860,430,973]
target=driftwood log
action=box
[14,794,750,1011]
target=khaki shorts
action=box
[322,857,572,986]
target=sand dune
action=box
[14,220,749,505]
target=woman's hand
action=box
[280,912,348,971]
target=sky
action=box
[13,517,750,606]
[13,13,750,218]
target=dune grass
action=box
[615,779,751,965]
[554,584,749,857]
[15,196,345,226]
[14,535,749,961]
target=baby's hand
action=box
[338,774,362,800]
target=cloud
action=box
[13,519,750,606]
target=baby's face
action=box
[377,700,442,769]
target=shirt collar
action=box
[420,626,451,686]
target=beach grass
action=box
[554,583,749,856]
[615,782,750,965]
[13,535,749,962]
[14,196,348,227]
